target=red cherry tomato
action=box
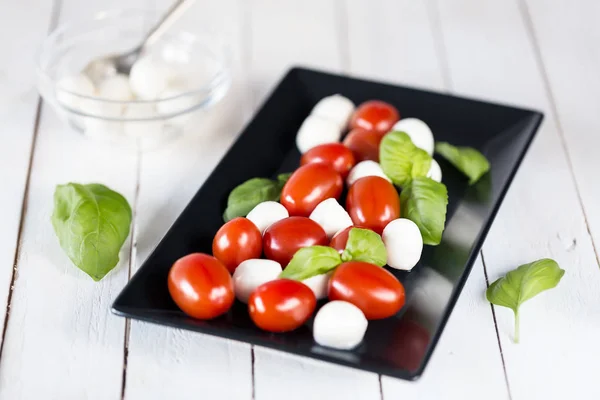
[248,279,316,332]
[350,100,400,135]
[263,217,328,266]
[343,128,382,162]
[300,143,355,179]
[281,163,343,217]
[168,253,235,320]
[328,261,405,319]
[329,226,353,254]
[346,176,400,234]
[212,217,262,273]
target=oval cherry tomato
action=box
[350,100,400,135]
[263,216,328,266]
[300,143,355,179]
[346,176,400,234]
[328,261,405,319]
[329,226,353,254]
[168,253,235,319]
[212,217,262,273]
[343,128,382,162]
[248,279,317,332]
[281,163,343,217]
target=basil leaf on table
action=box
[341,228,387,266]
[51,183,132,281]
[400,177,448,246]
[280,246,342,281]
[486,259,564,343]
[379,131,432,187]
[435,142,490,185]
[223,178,282,222]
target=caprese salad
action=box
[167,94,490,350]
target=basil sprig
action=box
[379,131,432,187]
[400,177,448,246]
[435,142,490,185]
[341,228,387,266]
[486,259,564,343]
[280,246,342,281]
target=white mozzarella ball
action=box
[302,272,332,300]
[233,259,282,303]
[56,74,96,111]
[427,159,442,182]
[309,198,352,238]
[98,74,134,114]
[382,218,423,271]
[246,201,289,234]
[311,94,355,131]
[123,103,163,138]
[313,301,368,350]
[82,101,123,138]
[156,86,199,126]
[129,57,173,99]
[296,115,342,153]
[392,118,434,155]
[346,160,392,186]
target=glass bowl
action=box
[37,9,231,150]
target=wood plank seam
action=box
[0,0,62,363]
[517,0,600,269]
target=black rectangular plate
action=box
[113,67,543,380]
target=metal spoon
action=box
[83,0,195,83]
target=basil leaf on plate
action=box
[277,172,293,185]
[486,258,564,343]
[51,183,132,281]
[341,228,387,266]
[380,131,432,187]
[223,178,282,222]
[435,142,490,185]
[280,246,342,281]
[400,176,448,246]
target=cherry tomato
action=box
[343,128,382,162]
[248,279,317,332]
[328,261,405,319]
[346,176,400,234]
[300,143,355,179]
[329,226,353,254]
[263,216,328,266]
[212,217,262,273]
[168,253,235,320]
[281,163,343,217]
[350,100,400,135]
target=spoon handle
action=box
[142,0,196,49]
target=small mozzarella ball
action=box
[246,201,289,234]
[392,118,434,155]
[313,301,368,350]
[129,57,173,99]
[98,74,134,114]
[311,94,355,131]
[56,74,96,111]
[156,86,199,126]
[382,218,423,271]
[296,115,342,153]
[82,101,123,138]
[302,272,332,300]
[427,159,442,182]
[233,259,282,303]
[309,198,352,238]
[123,103,163,138]
[346,160,392,186]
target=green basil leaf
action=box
[223,178,281,222]
[341,228,387,266]
[280,246,342,281]
[380,131,432,187]
[277,172,293,185]
[435,142,490,185]
[486,259,564,343]
[51,183,132,281]
[400,177,448,246]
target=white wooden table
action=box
[0,0,599,399]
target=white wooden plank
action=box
[0,0,54,343]
[0,0,146,398]
[436,1,600,399]
[123,1,254,399]
[248,1,381,399]
[346,1,509,398]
